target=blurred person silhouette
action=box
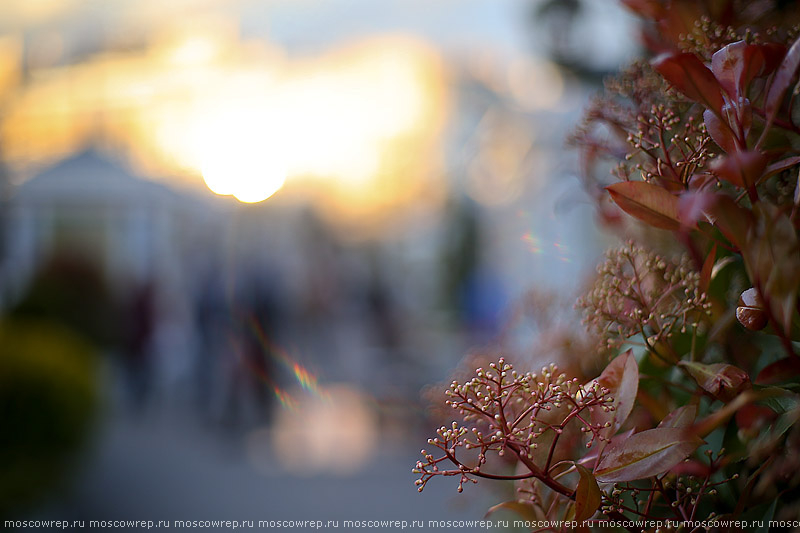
[365,258,401,353]
[204,261,283,428]
[440,196,506,343]
[193,262,228,421]
[120,279,156,412]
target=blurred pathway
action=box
[50,406,510,532]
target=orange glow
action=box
[0,0,78,25]
[507,57,564,111]
[269,384,377,475]
[157,33,444,205]
[1,24,447,222]
[0,35,22,100]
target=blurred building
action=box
[1,149,207,409]
[3,149,182,298]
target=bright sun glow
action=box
[151,33,442,203]
[192,107,288,203]
[0,25,446,217]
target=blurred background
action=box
[0,0,639,529]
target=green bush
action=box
[0,319,97,519]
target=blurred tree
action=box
[532,0,639,83]
[9,252,124,349]
[0,319,97,519]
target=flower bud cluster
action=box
[619,104,713,188]
[578,242,711,351]
[601,448,733,523]
[414,359,614,494]
[575,60,713,193]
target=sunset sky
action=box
[0,0,636,229]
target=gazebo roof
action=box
[15,149,176,207]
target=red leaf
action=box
[709,150,767,189]
[710,195,753,249]
[699,244,717,295]
[756,357,800,385]
[670,459,712,477]
[712,41,745,98]
[687,171,717,191]
[677,192,712,228]
[679,361,751,402]
[704,109,738,153]
[653,52,725,114]
[726,97,753,140]
[657,404,698,429]
[711,41,747,98]
[735,404,778,430]
[484,500,540,521]
[656,4,705,54]
[796,171,800,207]
[764,155,800,180]
[619,0,664,19]
[606,181,681,231]
[574,465,602,523]
[591,349,639,439]
[736,287,768,331]
[678,192,752,248]
[578,429,635,470]
[595,427,704,482]
[741,45,768,90]
[759,43,788,77]
[764,35,800,134]
[742,204,800,335]
[712,41,768,99]
[692,390,756,437]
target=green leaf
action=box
[772,407,800,439]
[574,465,602,523]
[755,499,778,533]
[758,389,800,414]
[606,181,681,231]
[595,427,704,482]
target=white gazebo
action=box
[3,149,182,299]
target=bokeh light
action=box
[268,384,377,475]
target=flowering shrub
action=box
[416,0,800,530]
[578,243,710,353]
